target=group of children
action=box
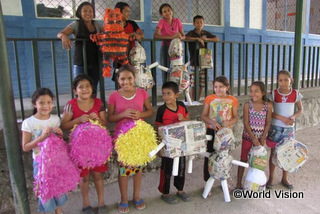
[22,68,303,214]
[21,2,303,214]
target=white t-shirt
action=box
[21,115,60,159]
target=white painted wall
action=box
[250,0,262,29]
[0,0,23,16]
[230,0,245,28]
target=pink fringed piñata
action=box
[69,120,113,168]
[34,134,80,203]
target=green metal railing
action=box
[6,38,320,121]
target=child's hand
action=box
[197,38,205,46]
[78,114,90,123]
[121,109,136,119]
[40,128,51,141]
[259,137,265,146]
[64,104,73,116]
[132,110,141,120]
[221,121,229,127]
[178,114,184,121]
[89,112,99,120]
[53,127,63,137]
[252,137,260,146]
[173,33,181,39]
[209,121,221,131]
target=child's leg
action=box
[158,157,173,195]
[118,173,129,203]
[204,128,215,182]
[174,156,186,192]
[281,170,292,185]
[267,148,276,185]
[236,139,251,188]
[133,171,143,201]
[80,174,91,208]
[55,206,62,214]
[236,164,246,189]
[92,171,105,207]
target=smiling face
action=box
[162,88,179,106]
[121,6,130,21]
[34,95,53,118]
[117,70,135,91]
[213,81,229,97]
[250,84,264,102]
[74,79,93,99]
[80,5,94,22]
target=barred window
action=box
[266,0,297,32]
[309,0,320,35]
[35,0,142,20]
[151,0,221,26]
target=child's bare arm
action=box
[290,100,303,120]
[260,102,273,145]
[22,128,50,152]
[139,99,153,119]
[154,27,181,40]
[98,111,107,126]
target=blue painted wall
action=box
[4,0,320,98]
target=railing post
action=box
[32,40,41,88]
[0,3,31,213]
[229,43,234,95]
[293,0,304,90]
[194,42,200,101]
[51,41,61,117]
[151,40,157,106]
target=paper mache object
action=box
[114,119,158,166]
[34,133,80,203]
[168,38,184,66]
[129,42,157,89]
[149,121,209,176]
[272,137,308,173]
[91,8,129,77]
[244,168,267,192]
[248,146,268,171]
[199,48,213,69]
[202,150,249,202]
[213,127,236,151]
[69,120,113,169]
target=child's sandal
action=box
[118,202,129,214]
[134,199,146,210]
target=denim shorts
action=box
[33,161,68,213]
[266,125,295,148]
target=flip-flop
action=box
[118,202,129,214]
[97,205,108,214]
[281,182,294,189]
[266,184,274,189]
[134,199,146,210]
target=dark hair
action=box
[72,74,93,91]
[159,3,173,15]
[213,76,230,94]
[277,69,292,79]
[193,15,204,23]
[76,2,95,19]
[115,2,130,12]
[75,2,95,39]
[162,81,179,94]
[31,88,54,115]
[251,81,267,101]
[117,64,136,78]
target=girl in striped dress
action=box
[235,81,273,189]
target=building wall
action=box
[2,0,320,97]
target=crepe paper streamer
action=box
[34,134,80,203]
[114,119,158,166]
[172,157,180,176]
[69,120,112,168]
[91,8,129,77]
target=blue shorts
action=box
[33,161,68,213]
[266,125,295,148]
